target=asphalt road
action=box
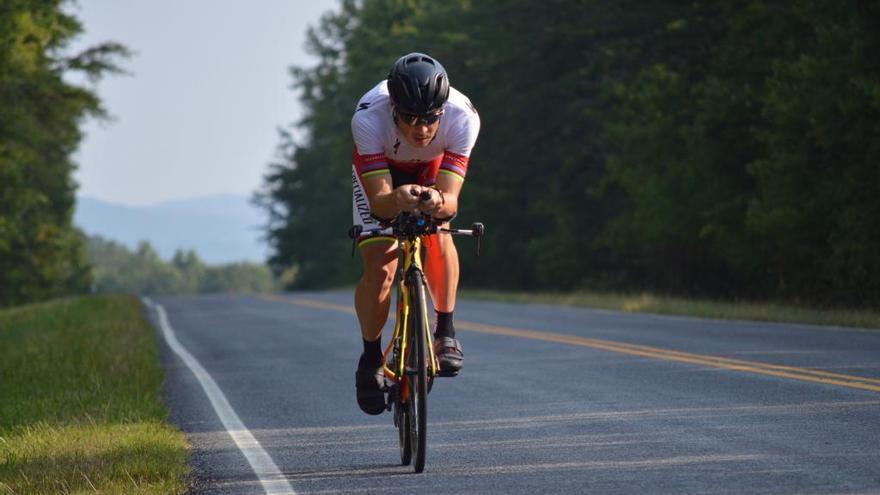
[146,292,880,494]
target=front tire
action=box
[397,399,412,466]
[408,270,429,473]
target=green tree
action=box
[743,2,880,303]
[256,0,363,288]
[172,249,205,293]
[260,0,880,307]
[601,1,880,303]
[202,262,275,293]
[87,235,276,295]
[0,0,128,307]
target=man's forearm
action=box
[369,192,399,220]
[434,190,458,219]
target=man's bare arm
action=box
[364,173,424,219]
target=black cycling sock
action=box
[361,338,383,368]
[434,311,455,339]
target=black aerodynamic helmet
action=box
[387,52,450,116]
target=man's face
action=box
[395,109,442,148]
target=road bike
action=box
[349,193,483,473]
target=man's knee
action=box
[363,262,394,289]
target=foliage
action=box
[260,0,880,306]
[602,1,880,303]
[0,0,129,307]
[87,235,276,294]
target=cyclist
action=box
[352,52,480,415]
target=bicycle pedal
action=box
[438,370,459,377]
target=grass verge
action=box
[460,289,880,330]
[0,295,189,494]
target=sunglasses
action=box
[395,109,444,126]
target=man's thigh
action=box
[359,238,398,276]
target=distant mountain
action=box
[74,194,269,264]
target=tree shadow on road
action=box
[281,463,415,482]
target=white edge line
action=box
[142,297,296,495]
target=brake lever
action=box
[471,222,484,257]
[348,225,363,257]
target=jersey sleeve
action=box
[440,107,480,182]
[351,112,390,179]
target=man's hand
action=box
[392,185,443,215]
[393,185,422,212]
[416,187,443,215]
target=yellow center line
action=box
[258,295,880,394]
[262,294,357,315]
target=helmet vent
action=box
[407,55,434,66]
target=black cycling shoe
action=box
[355,354,386,415]
[433,336,463,376]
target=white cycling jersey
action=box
[351,80,480,233]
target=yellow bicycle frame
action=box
[382,236,439,384]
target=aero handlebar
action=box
[348,204,484,257]
[348,220,485,241]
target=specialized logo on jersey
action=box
[356,102,371,112]
[351,170,373,224]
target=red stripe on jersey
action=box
[353,147,389,176]
[440,151,469,178]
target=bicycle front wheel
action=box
[397,398,412,466]
[407,270,429,473]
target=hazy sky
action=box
[67,0,339,206]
